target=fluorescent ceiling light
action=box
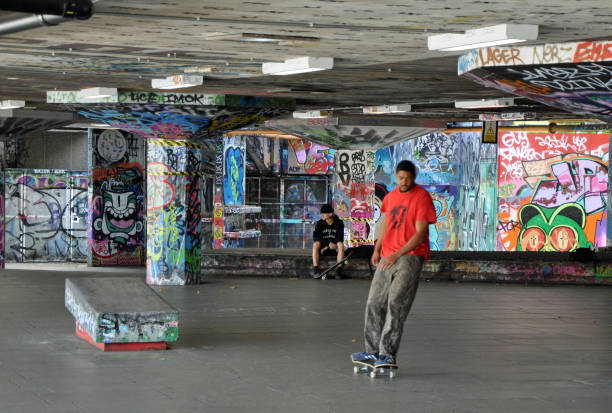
[455,98,515,109]
[78,87,118,100]
[151,75,203,89]
[428,24,538,51]
[263,57,334,76]
[0,100,25,109]
[206,33,320,44]
[293,110,329,119]
[363,104,412,114]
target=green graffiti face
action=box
[94,188,143,245]
[517,203,592,252]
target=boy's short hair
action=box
[396,160,417,176]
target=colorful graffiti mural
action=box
[456,133,498,251]
[374,132,495,251]
[334,149,375,247]
[458,41,612,124]
[89,130,145,266]
[287,139,335,174]
[497,131,610,251]
[4,170,88,262]
[147,139,202,285]
[244,135,281,174]
[223,136,246,206]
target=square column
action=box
[333,149,376,248]
[146,139,202,285]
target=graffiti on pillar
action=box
[497,131,610,251]
[89,130,145,266]
[287,139,335,174]
[333,149,375,247]
[456,133,498,251]
[147,140,202,285]
[374,132,493,251]
[223,136,245,206]
[4,170,88,262]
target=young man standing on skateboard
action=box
[312,204,345,279]
[351,160,436,368]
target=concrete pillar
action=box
[88,129,146,266]
[333,149,376,248]
[213,135,224,249]
[146,139,202,285]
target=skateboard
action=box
[351,355,398,378]
[314,249,354,279]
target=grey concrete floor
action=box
[0,266,610,413]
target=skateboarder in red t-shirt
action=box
[351,160,437,368]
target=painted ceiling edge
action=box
[457,39,612,125]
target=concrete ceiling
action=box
[1,0,611,117]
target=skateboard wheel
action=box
[353,366,359,374]
[321,275,327,280]
[369,370,376,378]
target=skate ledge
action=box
[201,249,612,285]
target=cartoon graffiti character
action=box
[94,183,143,245]
[517,203,592,252]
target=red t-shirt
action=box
[380,185,437,260]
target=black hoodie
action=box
[313,215,344,244]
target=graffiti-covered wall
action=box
[147,139,202,285]
[374,132,497,251]
[456,134,498,251]
[88,129,145,266]
[4,169,88,262]
[287,140,335,175]
[334,149,376,247]
[497,131,609,252]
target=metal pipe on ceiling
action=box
[0,0,94,36]
[0,0,93,18]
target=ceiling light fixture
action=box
[0,100,26,109]
[363,104,412,114]
[292,110,330,119]
[428,24,538,51]
[77,87,118,100]
[263,57,334,76]
[206,33,320,44]
[151,75,203,89]
[455,98,515,109]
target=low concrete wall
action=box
[201,249,612,285]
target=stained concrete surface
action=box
[0,267,610,413]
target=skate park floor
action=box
[0,264,610,413]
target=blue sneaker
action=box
[351,351,377,363]
[375,354,397,366]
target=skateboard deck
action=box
[314,249,354,279]
[351,355,398,378]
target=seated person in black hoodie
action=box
[312,204,345,279]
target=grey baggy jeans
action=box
[364,254,424,358]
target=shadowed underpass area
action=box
[0,267,609,413]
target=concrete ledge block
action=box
[65,277,179,343]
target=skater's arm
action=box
[379,220,428,270]
[371,215,387,266]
